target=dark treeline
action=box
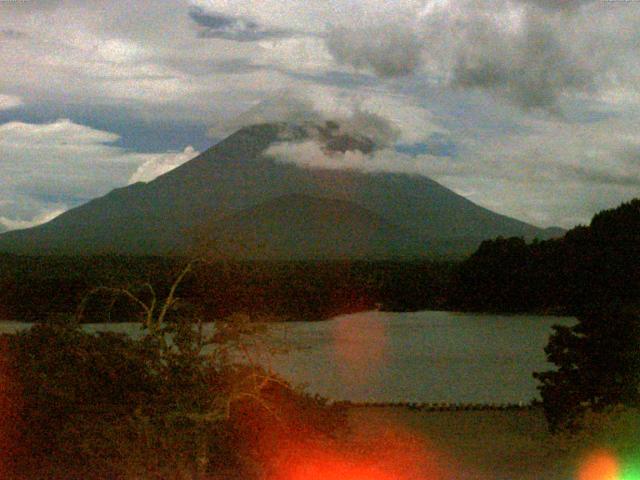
[2,199,638,323]
[451,199,640,315]
[0,255,455,322]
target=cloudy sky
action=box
[1,0,639,230]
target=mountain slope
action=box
[0,123,560,257]
[203,193,428,259]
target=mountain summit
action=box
[0,123,560,258]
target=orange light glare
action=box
[269,420,447,480]
[578,449,620,480]
[286,454,394,480]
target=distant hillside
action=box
[0,122,562,258]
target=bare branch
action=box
[76,286,151,323]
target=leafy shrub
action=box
[550,403,640,474]
[534,307,640,432]
[3,263,346,479]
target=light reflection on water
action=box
[0,310,575,404]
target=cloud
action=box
[189,7,295,42]
[0,29,26,39]
[0,119,195,230]
[331,109,400,149]
[208,88,445,148]
[209,93,322,138]
[326,24,422,78]
[514,0,596,11]
[1,0,639,118]
[0,0,62,11]
[0,118,118,144]
[562,164,640,188]
[219,94,403,149]
[318,0,638,113]
[428,114,640,227]
[450,16,593,111]
[128,146,199,184]
[0,207,67,231]
[266,140,437,176]
[0,94,23,110]
[0,3,203,107]
[1,0,639,230]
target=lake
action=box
[0,310,575,404]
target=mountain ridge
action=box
[0,122,563,258]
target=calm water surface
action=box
[1,310,575,404]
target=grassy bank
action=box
[340,405,633,480]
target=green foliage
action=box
[0,256,452,322]
[534,307,640,432]
[2,262,346,479]
[550,405,640,465]
[449,236,538,312]
[451,198,640,314]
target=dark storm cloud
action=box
[326,24,422,78]
[514,0,596,11]
[565,165,640,187]
[452,21,593,110]
[322,1,610,111]
[189,7,295,42]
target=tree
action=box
[4,259,345,479]
[450,236,538,312]
[534,306,640,432]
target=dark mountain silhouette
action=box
[0,122,562,257]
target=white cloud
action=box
[0,207,67,231]
[429,115,640,227]
[266,140,439,176]
[255,36,334,72]
[1,0,640,230]
[352,94,448,144]
[264,100,640,228]
[2,0,640,115]
[96,38,146,64]
[128,146,199,183]
[0,119,119,145]
[0,94,23,110]
[0,119,195,230]
[209,87,447,146]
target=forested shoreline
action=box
[0,255,455,323]
[451,198,640,315]
[1,200,638,324]
[2,200,639,478]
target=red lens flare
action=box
[578,449,620,480]
[269,420,448,480]
[285,453,396,480]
